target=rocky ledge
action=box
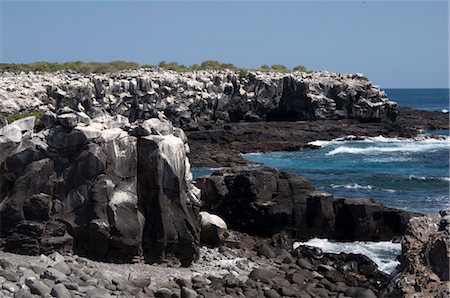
[196,167,421,242]
[0,69,397,129]
[186,107,449,167]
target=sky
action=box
[0,0,448,88]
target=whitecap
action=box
[331,183,373,190]
[326,139,450,156]
[294,238,401,274]
[308,134,450,149]
[382,189,397,193]
[364,157,412,163]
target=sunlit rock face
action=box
[0,69,398,128]
[0,112,200,265]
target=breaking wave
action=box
[331,183,373,190]
[294,238,401,274]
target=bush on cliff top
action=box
[0,61,141,74]
[0,60,312,74]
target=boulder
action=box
[199,211,228,246]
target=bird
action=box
[77,102,86,112]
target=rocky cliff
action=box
[0,69,398,129]
[0,110,201,266]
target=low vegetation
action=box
[0,60,312,74]
[4,111,45,124]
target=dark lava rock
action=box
[197,167,420,241]
[248,268,277,282]
[0,115,201,265]
[257,243,277,259]
[345,287,377,298]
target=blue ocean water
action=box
[384,88,449,111]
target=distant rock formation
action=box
[196,167,420,241]
[0,69,398,129]
[0,110,201,266]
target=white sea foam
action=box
[364,156,412,163]
[294,238,401,274]
[309,135,450,149]
[326,139,450,156]
[382,188,397,193]
[331,183,373,190]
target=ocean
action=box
[193,89,449,273]
[385,88,449,112]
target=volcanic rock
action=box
[199,211,228,247]
[197,167,421,241]
[0,112,200,265]
[385,211,450,297]
[0,70,398,129]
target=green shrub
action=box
[271,64,288,71]
[200,60,221,69]
[293,65,307,72]
[238,68,248,79]
[0,60,314,74]
[0,61,140,73]
[5,111,44,124]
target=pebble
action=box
[264,289,281,298]
[181,286,198,298]
[29,264,47,275]
[53,261,71,275]
[2,281,19,293]
[25,277,51,295]
[297,258,313,270]
[155,287,173,298]
[257,243,277,259]
[1,268,20,282]
[51,283,71,298]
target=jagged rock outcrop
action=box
[196,167,420,241]
[385,210,450,297]
[0,69,398,130]
[0,110,201,265]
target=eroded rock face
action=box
[385,211,450,297]
[196,168,420,241]
[0,70,398,129]
[0,112,200,265]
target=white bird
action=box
[77,102,86,112]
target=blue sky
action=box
[1,1,448,88]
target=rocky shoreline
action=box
[187,107,449,167]
[0,69,449,297]
[1,209,448,297]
